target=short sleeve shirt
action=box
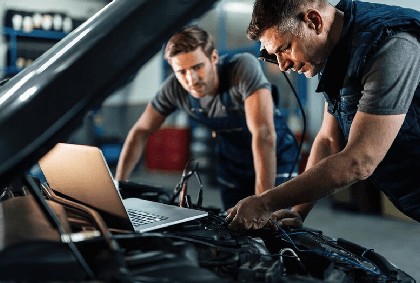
[151,53,271,118]
[359,32,420,115]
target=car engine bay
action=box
[0,177,415,283]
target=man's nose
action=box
[276,54,292,72]
[186,70,198,85]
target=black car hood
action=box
[0,0,218,188]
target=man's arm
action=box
[265,110,405,208]
[290,103,345,221]
[270,103,344,227]
[115,103,166,181]
[227,109,406,231]
[244,88,277,196]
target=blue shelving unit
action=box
[2,26,68,76]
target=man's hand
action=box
[268,209,303,230]
[226,207,234,215]
[225,195,272,233]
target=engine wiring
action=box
[114,216,389,281]
[269,219,387,279]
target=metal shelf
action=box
[2,26,68,76]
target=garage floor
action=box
[121,165,420,282]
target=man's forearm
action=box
[264,135,345,214]
[115,130,148,181]
[115,152,138,181]
[261,150,361,213]
[291,202,317,222]
[289,136,344,220]
[252,132,277,195]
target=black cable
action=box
[258,48,307,181]
[169,160,197,204]
[281,72,306,181]
[194,170,203,208]
[23,174,95,280]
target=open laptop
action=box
[38,143,207,233]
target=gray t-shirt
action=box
[151,53,271,118]
[359,32,420,115]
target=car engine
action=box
[0,182,415,283]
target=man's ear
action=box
[211,49,219,64]
[304,9,323,34]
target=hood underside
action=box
[0,0,219,188]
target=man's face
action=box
[260,24,328,78]
[170,48,219,98]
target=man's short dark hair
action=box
[247,0,327,40]
[164,25,215,61]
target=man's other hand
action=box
[267,209,303,230]
[225,195,272,233]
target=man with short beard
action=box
[227,0,420,231]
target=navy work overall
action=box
[319,0,420,221]
[189,55,299,210]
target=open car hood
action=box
[0,0,218,188]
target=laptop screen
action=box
[39,143,134,231]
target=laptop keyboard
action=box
[127,208,169,227]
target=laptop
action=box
[38,143,208,233]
